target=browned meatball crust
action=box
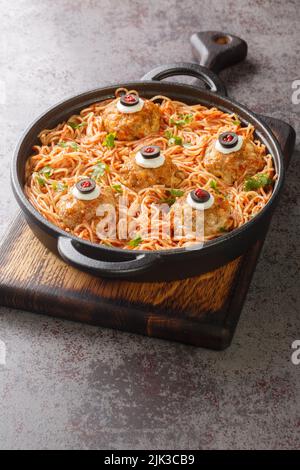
[56,186,115,229]
[103,99,161,141]
[171,194,232,238]
[203,137,265,185]
[119,154,185,191]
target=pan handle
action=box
[258,115,296,168]
[142,62,227,96]
[190,31,248,74]
[58,236,160,279]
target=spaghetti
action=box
[24,90,276,250]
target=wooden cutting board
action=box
[0,117,295,349]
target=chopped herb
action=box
[232,120,241,126]
[68,121,87,130]
[58,141,80,151]
[244,174,273,191]
[52,181,67,192]
[170,113,193,127]
[160,188,184,205]
[102,240,113,247]
[128,236,143,247]
[39,165,53,178]
[169,189,184,197]
[170,136,183,146]
[112,184,123,194]
[219,226,227,233]
[92,161,109,180]
[165,130,183,146]
[103,132,116,149]
[160,197,176,205]
[209,179,220,193]
[36,176,46,186]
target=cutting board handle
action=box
[190,31,248,73]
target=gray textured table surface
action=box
[0,0,299,450]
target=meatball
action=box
[203,137,265,185]
[56,186,115,229]
[171,193,232,238]
[119,154,185,191]
[103,99,161,141]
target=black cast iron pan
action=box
[11,32,296,281]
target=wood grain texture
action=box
[0,214,242,315]
[0,213,248,349]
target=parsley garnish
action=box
[39,166,53,178]
[209,179,220,193]
[170,113,193,127]
[103,132,116,149]
[68,121,87,130]
[102,240,113,247]
[244,174,273,191]
[219,226,227,233]
[128,236,143,247]
[52,181,67,192]
[169,136,183,145]
[160,197,176,205]
[160,188,184,206]
[232,120,241,126]
[112,184,123,193]
[59,141,80,151]
[165,130,183,146]
[92,161,109,180]
[36,175,46,187]
[169,189,184,197]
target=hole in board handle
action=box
[213,35,231,45]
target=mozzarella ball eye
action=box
[215,131,243,154]
[117,94,144,114]
[72,178,100,201]
[187,188,214,210]
[135,145,165,169]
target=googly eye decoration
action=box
[117,93,144,114]
[186,188,214,210]
[135,145,165,169]
[72,178,101,201]
[215,132,243,154]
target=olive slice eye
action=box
[186,188,214,211]
[76,178,96,194]
[120,94,140,107]
[218,132,239,149]
[190,189,210,203]
[140,145,161,159]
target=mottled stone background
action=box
[0,0,299,450]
